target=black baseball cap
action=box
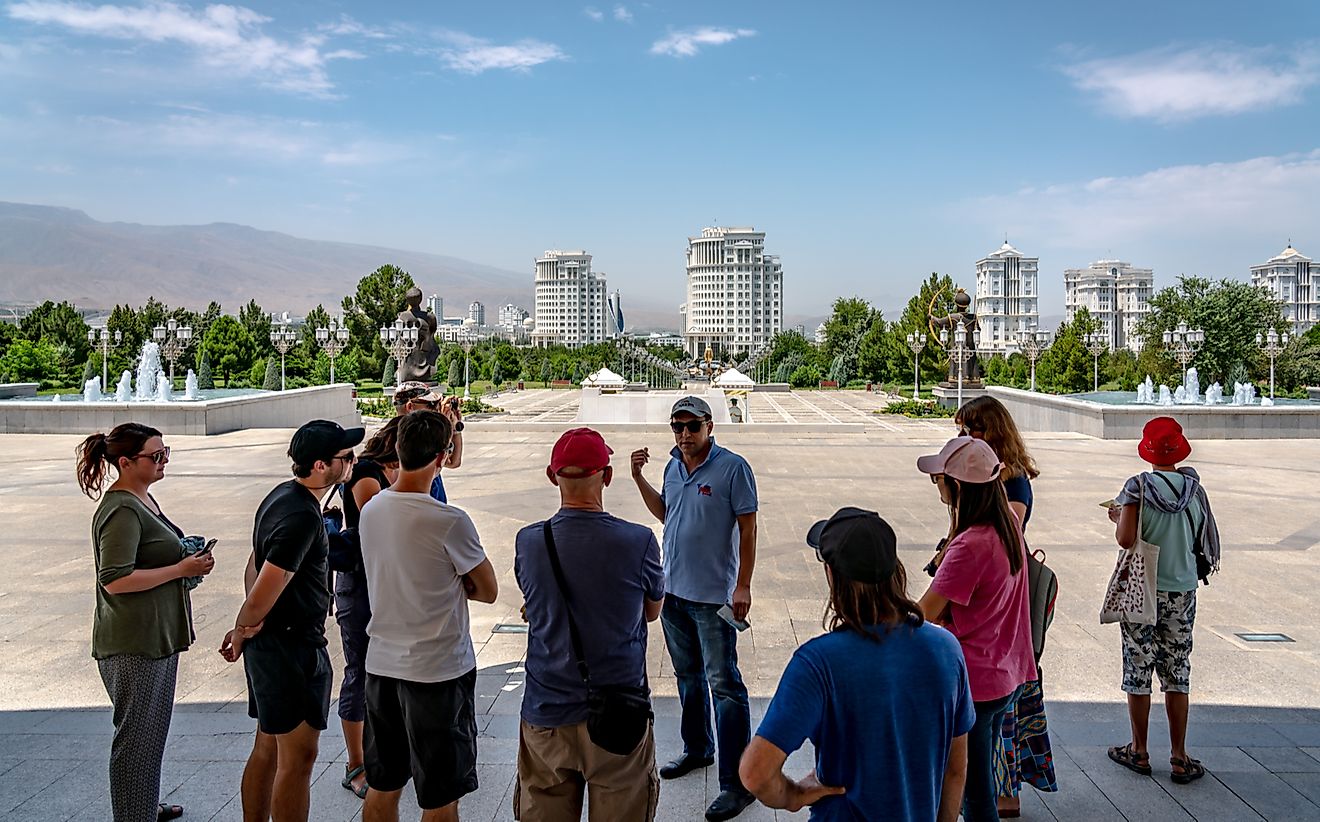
[806,507,898,584]
[289,419,365,467]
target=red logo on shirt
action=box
[698,484,712,496]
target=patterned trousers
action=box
[97,653,180,822]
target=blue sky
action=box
[3,0,1319,321]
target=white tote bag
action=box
[1100,475,1160,626]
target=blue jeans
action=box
[660,595,751,792]
[964,685,1024,822]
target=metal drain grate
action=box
[492,623,528,634]
[1235,632,1294,643]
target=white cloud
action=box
[1064,44,1320,122]
[613,5,632,22]
[650,26,755,58]
[5,0,354,96]
[960,150,1320,252]
[434,30,566,74]
[34,162,74,174]
[318,14,391,40]
[583,6,603,22]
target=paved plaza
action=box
[3,389,1320,820]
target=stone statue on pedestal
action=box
[930,288,983,386]
[395,287,440,384]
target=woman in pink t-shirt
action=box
[917,436,1036,822]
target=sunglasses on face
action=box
[330,450,356,464]
[670,419,706,434]
[132,446,171,465]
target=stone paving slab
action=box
[2,406,1319,819]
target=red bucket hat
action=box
[1138,416,1191,465]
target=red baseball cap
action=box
[1138,416,1191,465]
[550,427,614,476]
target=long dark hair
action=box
[824,562,925,642]
[361,417,402,466]
[956,396,1039,480]
[75,422,162,499]
[945,477,1024,574]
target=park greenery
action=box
[1,266,1316,399]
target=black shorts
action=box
[364,668,478,809]
[243,630,332,735]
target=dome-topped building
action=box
[974,240,1039,354]
[1252,243,1316,335]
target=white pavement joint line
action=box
[758,392,797,423]
[808,390,876,422]
[794,393,841,424]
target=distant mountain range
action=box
[0,201,543,321]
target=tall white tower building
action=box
[1064,260,1154,352]
[532,250,607,348]
[606,290,625,338]
[974,242,1039,353]
[1252,244,1317,336]
[682,226,783,358]
[467,301,486,327]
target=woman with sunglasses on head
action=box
[77,423,216,822]
[335,417,401,799]
[917,436,1035,822]
[954,397,1056,817]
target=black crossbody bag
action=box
[541,520,653,755]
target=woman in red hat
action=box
[1105,416,1220,786]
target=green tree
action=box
[0,339,63,385]
[539,358,551,386]
[821,297,882,379]
[342,264,417,375]
[81,357,97,386]
[789,364,821,388]
[1038,309,1100,393]
[311,348,362,385]
[197,352,214,389]
[382,355,397,387]
[881,272,960,386]
[448,359,462,386]
[262,357,281,391]
[240,299,272,353]
[19,300,90,365]
[202,315,254,385]
[0,322,16,360]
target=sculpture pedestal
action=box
[932,382,988,409]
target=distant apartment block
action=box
[682,226,783,357]
[1252,244,1317,336]
[532,250,607,348]
[1064,259,1153,352]
[974,242,1039,353]
[467,301,486,327]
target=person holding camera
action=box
[514,427,666,820]
[392,381,464,502]
[78,422,216,822]
[631,396,759,822]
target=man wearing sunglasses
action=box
[630,396,759,821]
[220,419,363,822]
[393,381,464,503]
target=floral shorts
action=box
[1120,590,1196,695]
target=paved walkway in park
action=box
[3,408,1320,820]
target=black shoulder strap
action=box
[542,520,591,685]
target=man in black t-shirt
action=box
[220,419,363,822]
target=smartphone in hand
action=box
[717,604,750,632]
[198,538,218,555]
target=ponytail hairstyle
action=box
[943,475,1024,575]
[76,422,162,499]
[360,417,402,467]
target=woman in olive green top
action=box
[77,422,216,822]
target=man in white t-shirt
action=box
[358,410,499,822]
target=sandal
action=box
[341,764,369,799]
[1170,756,1205,784]
[157,804,184,821]
[1107,743,1153,775]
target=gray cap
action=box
[671,395,712,419]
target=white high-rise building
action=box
[974,242,1039,353]
[682,226,783,357]
[497,303,529,329]
[467,301,486,327]
[606,290,625,338]
[426,295,443,319]
[1252,244,1318,335]
[532,250,607,348]
[1064,260,1154,352]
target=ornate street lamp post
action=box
[379,320,419,385]
[939,317,979,409]
[1018,329,1051,392]
[87,327,123,389]
[1163,322,1204,373]
[269,324,298,391]
[1084,332,1108,393]
[315,318,350,385]
[906,332,927,400]
[1256,329,1289,399]
[153,319,192,388]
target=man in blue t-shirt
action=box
[392,382,464,502]
[631,395,759,822]
[515,428,665,820]
[740,507,976,822]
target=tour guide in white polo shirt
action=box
[631,395,759,822]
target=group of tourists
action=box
[77,385,1220,821]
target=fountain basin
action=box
[0,384,360,435]
[9,388,266,403]
[1068,391,1318,407]
[988,386,1320,440]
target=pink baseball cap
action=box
[916,436,1002,483]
